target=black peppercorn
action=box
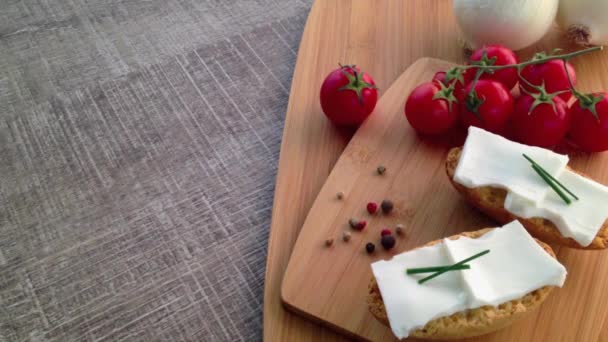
[365,242,375,254]
[377,165,386,175]
[381,235,396,250]
[381,200,394,214]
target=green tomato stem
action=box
[460,46,602,71]
[516,66,543,93]
[463,68,487,120]
[562,59,587,101]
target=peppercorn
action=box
[349,218,359,229]
[396,224,404,236]
[381,200,394,214]
[381,228,392,237]
[356,220,367,231]
[381,235,396,250]
[365,242,376,254]
[342,231,351,242]
[325,238,334,247]
[336,191,344,200]
[377,165,386,175]
[367,202,378,214]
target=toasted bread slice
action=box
[367,228,557,340]
[445,147,608,249]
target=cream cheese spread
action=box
[504,169,608,247]
[370,221,566,339]
[454,127,608,246]
[454,126,568,204]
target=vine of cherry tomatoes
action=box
[405,45,608,152]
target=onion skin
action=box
[453,0,559,51]
[557,0,608,46]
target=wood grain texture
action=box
[281,58,476,341]
[266,1,608,341]
[263,1,464,341]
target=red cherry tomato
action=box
[320,65,378,126]
[459,80,514,134]
[405,82,459,135]
[432,70,472,98]
[511,94,570,148]
[466,45,519,90]
[520,60,576,102]
[432,71,448,84]
[569,93,608,152]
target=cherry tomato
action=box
[432,71,448,84]
[568,93,608,152]
[520,60,576,102]
[405,81,459,135]
[432,70,472,98]
[511,94,570,148]
[466,45,519,90]
[320,65,378,126]
[459,80,514,134]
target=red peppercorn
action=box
[356,220,367,231]
[381,229,392,236]
[381,235,396,250]
[367,202,378,214]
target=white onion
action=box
[557,0,608,46]
[453,0,559,51]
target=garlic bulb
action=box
[453,0,559,51]
[557,0,608,46]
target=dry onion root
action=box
[557,0,608,46]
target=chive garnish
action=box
[406,264,470,275]
[531,164,571,204]
[418,249,490,284]
[522,153,578,204]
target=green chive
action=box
[531,164,571,204]
[522,154,579,201]
[406,264,470,274]
[418,250,490,284]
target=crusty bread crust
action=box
[367,228,556,340]
[446,147,608,249]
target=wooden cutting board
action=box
[264,1,608,341]
[281,55,608,342]
[263,2,467,341]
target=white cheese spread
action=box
[455,127,608,246]
[370,221,566,339]
[454,127,568,204]
[505,169,608,247]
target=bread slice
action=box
[446,147,608,249]
[367,228,557,340]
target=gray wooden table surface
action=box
[0,0,311,340]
